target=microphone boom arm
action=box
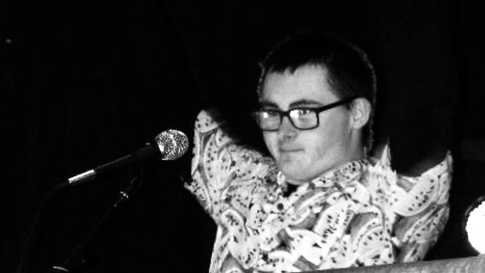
[51,168,146,272]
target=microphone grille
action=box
[155,129,189,160]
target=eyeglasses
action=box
[253,96,357,131]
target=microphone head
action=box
[155,129,189,160]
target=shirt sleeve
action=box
[369,144,453,263]
[185,109,276,224]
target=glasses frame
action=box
[253,96,358,131]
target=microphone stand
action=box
[50,168,146,273]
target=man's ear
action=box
[350,98,371,129]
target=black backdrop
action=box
[3,1,485,272]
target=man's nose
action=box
[278,116,298,139]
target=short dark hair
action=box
[257,30,377,150]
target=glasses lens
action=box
[289,109,317,129]
[255,110,281,130]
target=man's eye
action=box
[292,109,314,117]
[261,110,280,118]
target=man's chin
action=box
[280,168,312,185]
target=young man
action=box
[186,31,452,273]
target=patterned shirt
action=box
[185,110,453,273]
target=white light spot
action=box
[466,200,485,254]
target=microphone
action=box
[66,129,189,185]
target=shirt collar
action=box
[276,158,370,194]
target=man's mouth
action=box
[279,147,303,153]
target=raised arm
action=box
[185,110,276,223]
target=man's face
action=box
[259,65,362,184]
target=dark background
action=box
[2,1,485,272]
